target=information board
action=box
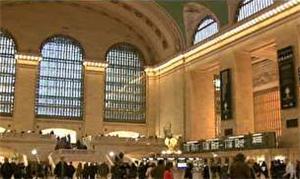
[183,132,276,153]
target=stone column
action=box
[145,70,158,137]
[13,57,39,131]
[83,63,106,136]
[185,66,215,140]
[220,51,255,135]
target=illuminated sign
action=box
[183,132,276,153]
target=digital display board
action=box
[183,132,276,153]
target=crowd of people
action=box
[54,158,110,179]
[0,158,52,179]
[195,154,300,179]
[0,153,300,179]
[52,152,178,179]
[54,134,87,150]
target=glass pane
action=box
[104,44,145,123]
[0,31,16,115]
[237,0,274,21]
[36,36,83,119]
[193,17,218,44]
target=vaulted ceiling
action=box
[0,1,229,65]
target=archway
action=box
[41,128,77,143]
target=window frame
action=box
[193,16,219,45]
[35,35,85,120]
[0,29,17,117]
[236,0,275,22]
[104,43,146,123]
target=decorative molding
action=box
[16,54,40,65]
[83,61,108,72]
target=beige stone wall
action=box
[275,23,300,147]
[84,70,105,136]
[185,68,215,140]
[13,62,38,131]
[155,68,185,138]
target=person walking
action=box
[163,162,173,179]
[54,157,68,179]
[66,162,75,178]
[260,161,269,178]
[146,163,155,179]
[184,163,193,179]
[202,161,210,179]
[99,161,109,179]
[296,160,300,179]
[229,153,251,179]
[151,160,165,179]
[284,159,296,179]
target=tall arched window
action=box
[36,36,84,119]
[193,16,218,45]
[0,30,17,116]
[237,0,274,22]
[104,43,146,123]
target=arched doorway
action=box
[41,128,77,143]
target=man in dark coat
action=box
[66,162,75,178]
[151,160,165,179]
[54,157,68,178]
[99,161,110,178]
[0,158,13,179]
[230,153,251,179]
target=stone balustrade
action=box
[0,132,56,142]
[90,135,165,146]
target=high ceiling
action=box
[0,0,229,65]
[157,1,229,33]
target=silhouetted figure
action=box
[202,161,210,179]
[230,153,251,179]
[0,158,13,179]
[82,163,89,179]
[76,162,83,179]
[260,161,269,178]
[163,162,173,179]
[184,163,193,179]
[25,163,33,179]
[67,162,75,178]
[99,161,109,179]
[151,160,165,179]
[129,163,137,179]
[54,157,68,178]
[296,160,300,179]
[88,163,97,179]
[220,162,229,179]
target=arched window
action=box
[193,16,218,45]
[237,0,274,22]
[36,36,84,119]
[0,30,17,116]
[104,43,146,123]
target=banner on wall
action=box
[277,46,297,109]
[220,69,232,120]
